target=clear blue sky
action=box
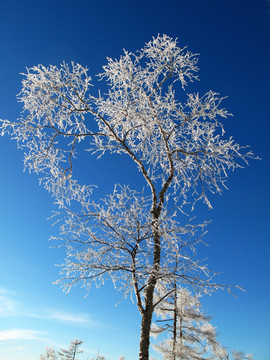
[0,1,269,359]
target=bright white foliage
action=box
[0,35,253,210]
[52,184,212,297]
[1,34,250,295]
[0,36,255,356]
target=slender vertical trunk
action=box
[179,316,183,360]
[139,215,161,360]
[172,281,177,360]
[139,302,154,360]
[72,345,77,360]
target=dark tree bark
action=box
[139,211,161,360]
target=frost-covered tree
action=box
[221,350,253,360]
[90,352,124,360]
[231,351,253,360]
[232,350,253,360]
[39,347,58,360]
[90,352,107,360]
[58,339,83,360]
[0,35,254,360]
[151,281,226,360]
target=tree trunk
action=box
[179,316,183,360]
[172,281,177,360]
[139,216,161,360]
[139,304,154,360]
[138,268,158,360]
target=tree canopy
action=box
[0,35,255,360]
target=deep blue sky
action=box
[0,1,269,359]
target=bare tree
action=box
[0,35,254,360]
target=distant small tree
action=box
[0,35,255,360]
[90,352,106,360]
[222,350,253,360]
[233,351,253,360]
[151,281,226,359]
[58,339,83,360]
[39,347,58,360]
[89,350,125,360]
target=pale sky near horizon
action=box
[0,1,269,359]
